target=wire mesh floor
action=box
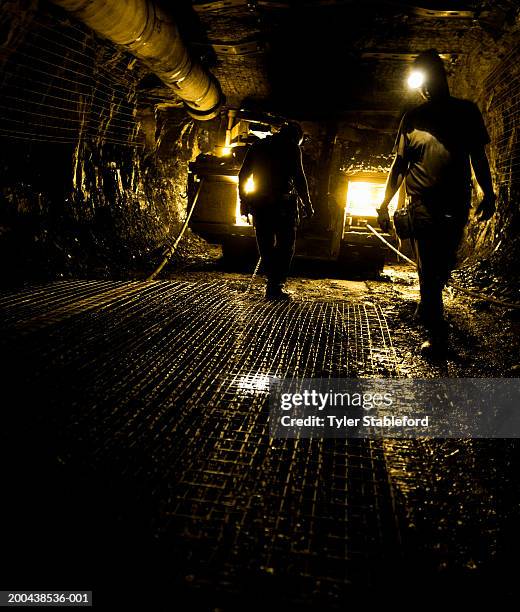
[1,280,403,607]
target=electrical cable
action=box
[146,183,203,281]
[245,256,262,293]
[366,224,520,310]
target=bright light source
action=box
[235,175,255,225]
[407,70,425,89]
[244,175,255,194]
[216,146,232,156]
[250,129,270,139]
[346,182,383,217]
[345,181,398,218]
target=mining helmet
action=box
[279,121,304,145]
[408,49,449,99]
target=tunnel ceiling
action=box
[158,0,518,130]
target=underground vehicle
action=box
[188,111,403,276]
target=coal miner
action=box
[377,49,496,355]
[238,121,314,299]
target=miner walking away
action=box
[238,121,314,299]
[378,49,496,356]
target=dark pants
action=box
[410,206,466,335]
[253,208,297,290]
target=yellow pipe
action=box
[50,0,222,119]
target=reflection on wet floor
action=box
[0,277,518,607]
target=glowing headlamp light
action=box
[407,70,425,89]
[244,175,255,194]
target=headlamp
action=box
[244,175,255,194]
[407,70,425,89]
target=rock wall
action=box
[0,1,211,282]
[450,11,520,290]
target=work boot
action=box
[413,302,425,323]
[265,283,291,300]
[420,324,448,359]
[420,338,447,359]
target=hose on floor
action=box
[146,182,203,281]
[244,256,262,293]
[366,224,520,310]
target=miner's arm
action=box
[238,149,254,202]
[294,146,314,217]
[470,146,496,221]
[376,113,409,231]
[377,154,409,231]
[381,154,409,209]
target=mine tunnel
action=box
[1,0,520,608]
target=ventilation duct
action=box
[50,0,223,120]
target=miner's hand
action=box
[239,198,252,225]
[476,192,496,222]
[240,198,250,218]
[377,205,391,233]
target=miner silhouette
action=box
[238,121,314,299]
[377,49,496,356]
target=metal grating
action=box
[1,280,402,605]
[0,3,143,147]
[484,45,520,191]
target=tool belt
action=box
[248,192,299,216]
[394,197,468,241]
[393,207,413,240]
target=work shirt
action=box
[394,96,490,215]
[238,135,309,207]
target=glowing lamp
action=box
[235,175,256,225]
[407,70,425,89]
[345,181,399,219]
[244,175,255,194]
